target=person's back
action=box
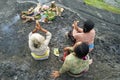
[51,42,93,78]
[64,53,90,74]
[75,29,95,44]
[28,21,52,60]
[72,20,96,51]
[29,32,51,60]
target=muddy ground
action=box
[0,0,120,80]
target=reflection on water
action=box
[11,14,20,24]
[17,0,50,5]
[1,14,20,33]
[16,0,37,4]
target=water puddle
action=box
[16,0,38,4]
[37,0,50,4]
[16,0,50,5]
[1,14,20,33]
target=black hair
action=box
[33,39,41,48]
[83,19,94,33]
[74,42,89,58]
[34,43,39,48]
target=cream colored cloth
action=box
[28,31,52,60]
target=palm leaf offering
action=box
[53,48,59,57]
[45,11,56,21]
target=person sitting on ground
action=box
[51,42,93,78]
[67,19,96,52]
[28,20,52,60]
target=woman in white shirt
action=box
[28,20,52,60]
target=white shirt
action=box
[28,31,52,60]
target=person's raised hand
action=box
[35,25,41,30]
[74,20,79,27]
[36,20,39,24]
[35,20,42,30]
[72,20,79,29]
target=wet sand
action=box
[0,0,120,80]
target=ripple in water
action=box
[16,0,50,5]
[37,0,50,4]
[1,14,20,33]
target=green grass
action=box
[84,0,120,14]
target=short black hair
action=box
[74,42,89,58]
[83,19,94,33]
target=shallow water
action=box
[1,14,20,33]
[17,0,50,5]
[37,0,50,4]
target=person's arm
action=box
[51,59,70,79]
[30,22,39,34]
[44,32,52,46]
[36,20,52,46]
[28,39,36,52]
[72,23,83,36]
[64,47,73,52]
[73,42,82,49]
[77,27,83,33]
[72,29,83,43]
[72,21,83,33]
[32,28,38,33]
[28,28,38,39]
[36,20,48,33]
[72,28,78,36]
